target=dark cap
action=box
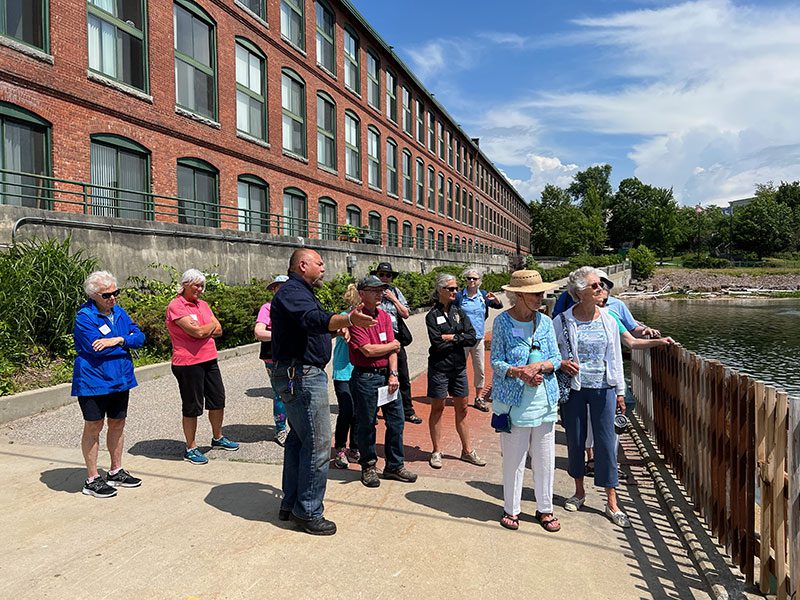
[371,261,399,277]
[357,275,389,290]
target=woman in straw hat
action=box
[489,270,562,532]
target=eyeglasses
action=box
[444,286,459,292]
[100,289,122,299]
[376,272,392,278]
[466,277,479,281]
[589,282,604,290]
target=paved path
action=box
[2,299,751,599]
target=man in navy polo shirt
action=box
[270,248,376,536]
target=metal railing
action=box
[0,168,514,254]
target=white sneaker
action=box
[605,504,631,528]
[429,451,443,469]
[564,495,585,512]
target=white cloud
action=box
[477,31,529,49]
[506,155,580,201]
[404,39,475,80]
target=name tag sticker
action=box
[512,327,524,338]
[436,316,446,324]
[379,331,387,342]
[98,324,111,335]
[189,313,198,321]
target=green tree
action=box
[733,196,794,257]
[607,177,649,249]
[582,184,607,254]
[567,164,614,207]
[642,187,680,261]
[529,184,589,256]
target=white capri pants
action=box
[500,421,556,516]
[464,338,486,390]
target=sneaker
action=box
[275,429,288,447]
[605,504,631,528]
[82,477,117,498]
[105,468,142,488]
[361,465,381,488]
[429,451,443,469]
[564,495,585,512]
[211,436,239,452]
[383,466,417,483]
[184,447,209,465]
[346,448,360,464]
[333,449,348,469]
[460,449,487,466]
[405,413,423,424]
[474,397,490,412]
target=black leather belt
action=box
[352,366,388,375]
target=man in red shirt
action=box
[348,275,417,488]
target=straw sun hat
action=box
[501,270,558,294]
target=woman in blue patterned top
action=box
[490,270,561,532]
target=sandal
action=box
[584,459,595,476]
[500,512,519,530]
[535,511,561,533]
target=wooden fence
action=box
[630,345,800,598]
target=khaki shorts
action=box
[464,338,486,389]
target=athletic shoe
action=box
[405,413,423,424]
[105,468,142,488]
[82,477,117,498]
[184,447,209,465]
[275,429,288,447]
[564,495,585,512]
[346,448,360,463]
[333,449,349,469]
[460,449,486,466]
[383,466,418,483]
[361,465,381,488]
[473,397,490,412]
[429,451,443,469]
[211,436,239,451]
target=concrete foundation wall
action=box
[1,205,509,283]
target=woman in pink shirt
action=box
[166,269,239,464]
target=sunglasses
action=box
[376,272,393,278]
[101,289,122,299]
[466,277,479,281]
[589,282,605,290]
[444,286,459,292]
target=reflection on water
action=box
[625,298,800,395]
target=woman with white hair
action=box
[166,269,238,465]
[72,270,145,498]
[425,273,484,469]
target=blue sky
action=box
[349,0,800,206]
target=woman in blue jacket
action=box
[72,271,145,498]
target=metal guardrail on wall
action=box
[631,345,799,598]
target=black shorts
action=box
[427,368,468,399]
[171,359,226,417]
[78,390,130,422]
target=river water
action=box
[625,298,800,395]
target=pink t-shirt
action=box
[256,302,271,327]
[348,309,395,369]
[166,295,218,366]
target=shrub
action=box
[627,245,657,279]
[681,254,732,269]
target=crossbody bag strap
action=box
[560,313,574,360]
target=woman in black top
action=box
[425,273,485,469]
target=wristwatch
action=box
[389,370,399,377]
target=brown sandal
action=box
[500,512,519,530]
[535,511,561,532]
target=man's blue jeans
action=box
[272,363,331,521]
[351,369,405,472]
[561,387,618,488]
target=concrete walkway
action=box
[1,300,744,599]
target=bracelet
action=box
[347,312,353,326]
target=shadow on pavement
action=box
[404,489,498,522]
[128,438,186,460]
[244,386,272,399]
[204,481,284,524]
[40,467,85,493]
[221,423,275,443]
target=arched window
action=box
[385,138,397,196]
[446,178,453,218]
[344,110,360,180]
[401,220,412,248]
[447,233,453,251]
[237,174,268,233]
[387,216,398,247]
[437,230,444,251]
[316,91,336,170]
[0,102,50,208]
[90,134,151,220]
[315,0,335,73]
[401,149,412,202]
[177,157,219,227]
[427,165,435,211]
[89,0,147,90]
[427,227,435,250]
[467,239,473,253]
[346,204,361,228]
[235,38,267,140]
[368,210,381,243]
[174,1,216,119]
[318,196,337,240]
[454,235,460,252]
[281,68,306,157]
[437,172,444,215]
[415,158,424,207]
[415,224,424,249]
[282,186,307,236]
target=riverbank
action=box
[625,268,800,298]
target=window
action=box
[447,233,452,251]
[415,158,424,207]
[235,39,266,140]
[346,204,361,228]
[469,192,473,225]
[468,239,473,253]
[396,150,411,202]
[177,158,218,227]
[455,235,460,252]
[90,134,151,220]
[238,0,264,19]
[387,216,398,247]
[401,87,412,134]
[344,110,360,180]
[318,197,337,240]
[385,70,397,122]
[343,28,359,94]
[0,103,50,208]
[174,1,216,119]
[366,50,379,110]
[427,227,434,250]
[447,178,452,218]
[427,112,435,152]
[446,131,452,166]
[415,224,424,249]
[386,139,397,196]
[88,0,146,91]
[367,126,380,188]
[1,0,46,50]
[281,68,306,157]
[237,174,268,232]
[315,0,334,73]
[427,166,434,211]
[454,184,460,222]
[368,211,381,243]
[415,99,424,144]
[401,220,412,248]
[280,0,304,49]
[282,187,307,236]
[437,172,444,214]
[461,188,467,223]
[455,139,460,173]
[437,121,444,160]
[437,230,444,251]
[316,92,336,170]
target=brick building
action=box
[0,0,530,255]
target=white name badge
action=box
[189,313,198,321]
[98,324,111,335]
[379,331,387,342]
[512,327,524,338]
[436,316,446,324]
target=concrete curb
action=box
[628,413,730,600]
[0,343,259,425]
